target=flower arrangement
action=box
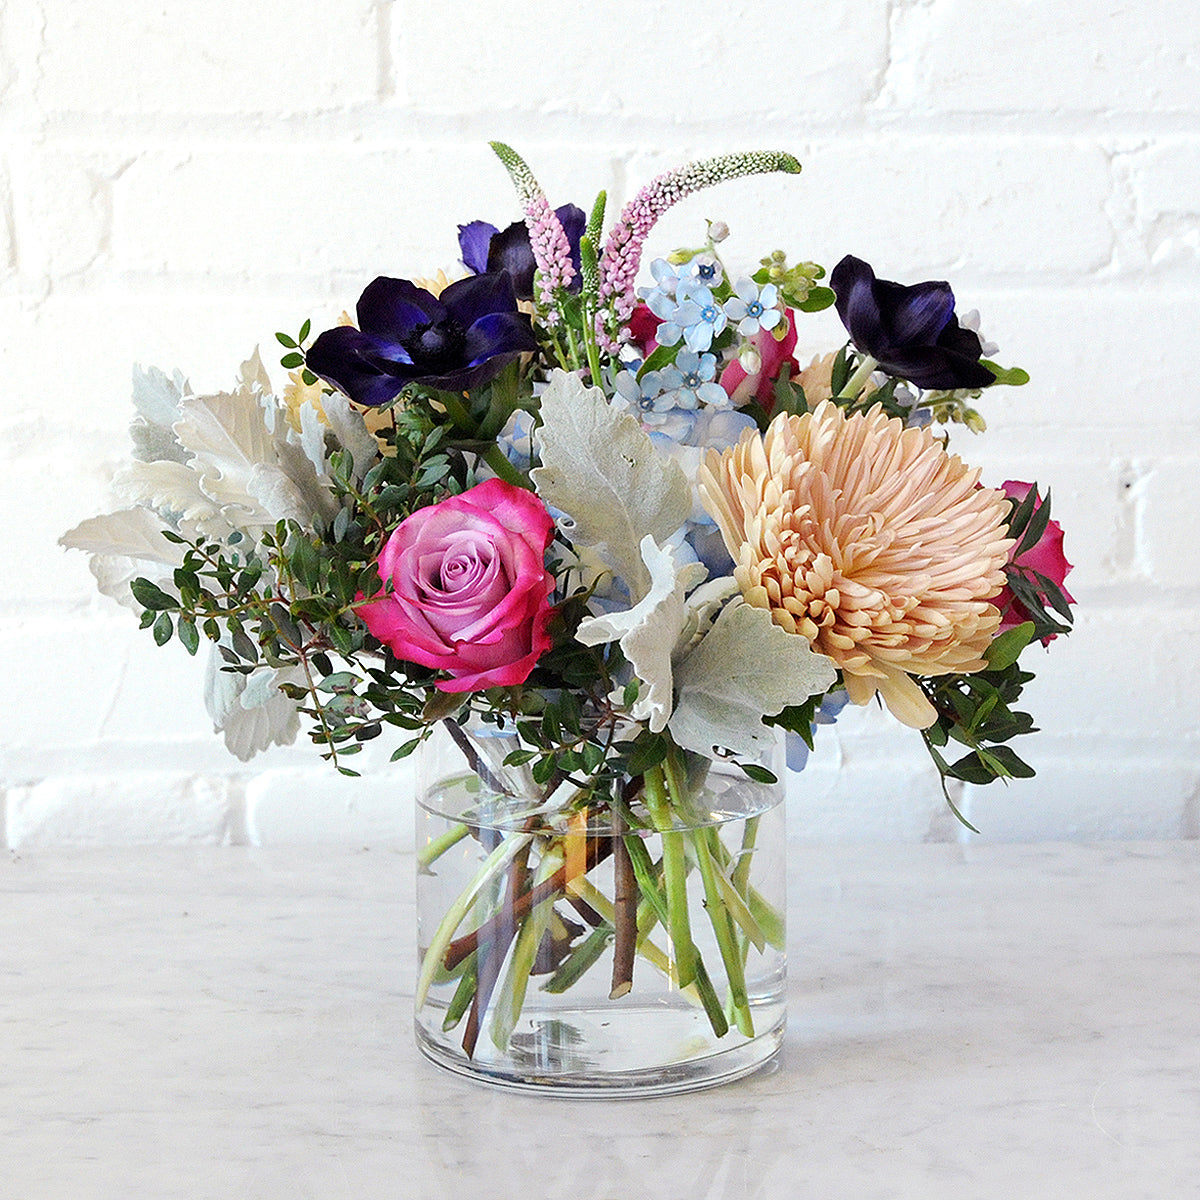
[63,145,1074,1078]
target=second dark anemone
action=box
[458,205,586,300]
[306,273,539,406]
[830,255,996,391]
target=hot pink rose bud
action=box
[357,478,556,692]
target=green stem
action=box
[561,312,583,372]
[643,762,698,988]
[709,832,785,951]
[417,820,470,870]
[731,814,760,895]
[414,830,535,1008]
[837,353,879,402]
[491,846,562,1051]
[569,875,695,998]
[434,389,531,490]
[476,365,522,441]
[693,826,753,1036]
[480,442,532,490]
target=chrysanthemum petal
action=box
[698,401,1013,728]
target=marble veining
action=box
[2,843,1197,1199]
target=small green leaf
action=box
[624,733,668,775]
[231,628,258,663]
[636,342,681,379]
[280,352,304,369]
[131,577,177,611]
[290,535,321,591]
[318,671,360,693]
[740,763,778,785]
[986,622,1035,670]
[177,616,200,656]
[795,285,835,312]
[152,611,174,646]
[982,360,1030,387]
[946,752,996,785]
[275,331,298,348]
[503,749,539,767]
[390,737,424,762]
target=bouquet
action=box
[63,145,1074,1078]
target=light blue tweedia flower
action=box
[661,349,729,410]
[638,257,685,301]
[678,254,724,291]
[891,382,933,429]
[611,368,678,424]
[644,284,702,348]
[676,280,727,351]
[724,278,782,338]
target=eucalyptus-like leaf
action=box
[530,370,691,601]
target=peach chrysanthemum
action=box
[698,400,1013,729]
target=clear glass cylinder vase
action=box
[413,721,787,1097]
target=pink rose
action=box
[994,480,1075,642]
[358,478,556,692]
[719,310,799,411]
[627,302,663,355]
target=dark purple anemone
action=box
[830,255,996,391]
[458,204,586,299]
[306,273,538,406]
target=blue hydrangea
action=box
[646,405,758,574]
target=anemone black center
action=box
[405,319,466,372]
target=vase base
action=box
[415,1007,785,1098]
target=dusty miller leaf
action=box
[203,649,302,762]
[575,536,708,732]
[130,364,190,464]
[670,601,838,758]
[59,507,187,611]
[530,370,692,601]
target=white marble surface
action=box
[2,842,1197,1199]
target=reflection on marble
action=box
[2,843,1197,1198]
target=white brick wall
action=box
[4,0,1197,846]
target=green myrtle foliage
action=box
[275,318,318,386]
[917,630,1039,828]
[128,382,485,775]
